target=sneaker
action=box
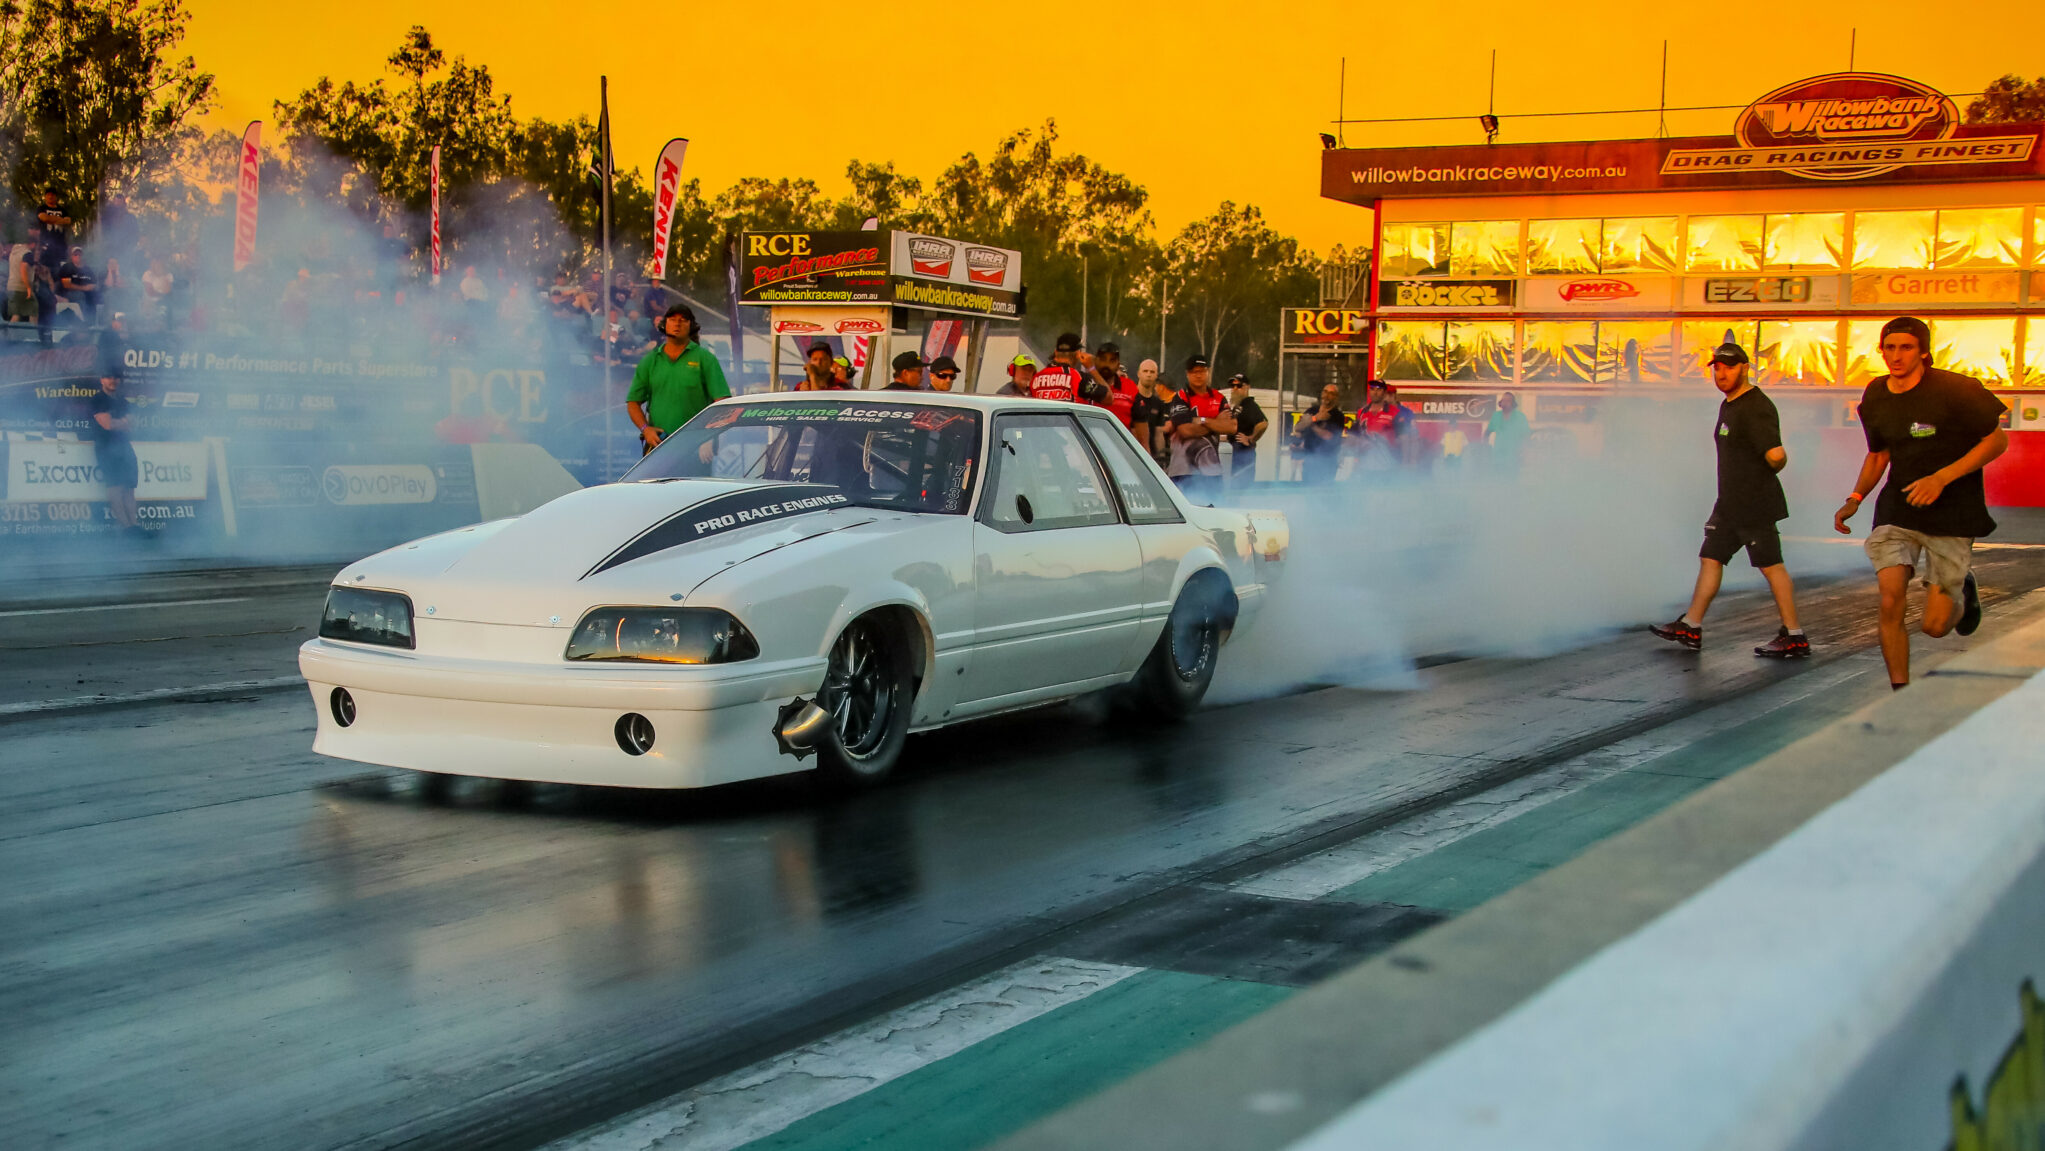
[1754,629,1811,659]
[1650,618,1701,650]
[1957,573,1982,637]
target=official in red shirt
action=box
[1028,331,1088,402]
[1182,356,1227,420]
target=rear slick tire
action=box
[815,615,914,790]
[1133,581,1225,719]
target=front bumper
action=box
[298,638,828,788]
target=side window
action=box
[982,414,1122,532]
[1080,417,1184,525]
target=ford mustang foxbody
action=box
[299,393,1287,789]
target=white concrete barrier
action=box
[1290,670,2045,1151]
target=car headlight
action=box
[319,587,415,649]
[565,607,760,664]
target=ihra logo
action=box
[965,247,1009,286]
[909,237,955,278]
[1734,72,1960,180]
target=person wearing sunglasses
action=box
[929,354,961,392]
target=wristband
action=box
[1843,492,1863,503]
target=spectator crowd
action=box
[6,187,693,370]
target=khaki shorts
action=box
[1865,524,1973,603]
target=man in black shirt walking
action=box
[1652,342,1807,657]
[1833,316,2008,689]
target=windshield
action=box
[623,400,982,515]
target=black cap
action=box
[1228,373,1248,386]
[1366,377,1388,390]
[1711,342,1750,366]
[807,340,833,356]
[1185,354,1210,371]
[1880,315,1933,357]
[891,350,926,372]
[1055,331,1083,352]
[930,355,959,373]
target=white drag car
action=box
[299,393,1287,789]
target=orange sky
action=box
[184,0,2045,255]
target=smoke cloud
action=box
[1209,395,1870,702]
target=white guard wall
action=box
[1289,667,2045,1151]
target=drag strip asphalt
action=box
[4,553,2041,1151]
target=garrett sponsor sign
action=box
[1849,270,2022,305]
[1378,280,1515,308]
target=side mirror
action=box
[1015,493,1034,525]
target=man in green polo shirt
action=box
[627,303,730,452]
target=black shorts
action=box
[98,439,137,489]
[1700,520,1782,569]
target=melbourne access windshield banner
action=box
[1323,72,2045,201]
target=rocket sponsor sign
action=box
[649,137,690,279]
[1324,72,2044,201]
[232,122,260,273]
[1377,279,1515,308]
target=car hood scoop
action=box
[582,482,850,578]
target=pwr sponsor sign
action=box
[5,440,209,501]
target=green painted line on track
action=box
[1327,669,1890,913]
[736,665,1888,1151]
[736,970,1293,1151]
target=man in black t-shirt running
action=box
[1652,342,1807,657]
[1833,316,2008,689]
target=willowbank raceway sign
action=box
[1324,72,2044,201]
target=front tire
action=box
[815,615,914,789]
[1133,580,1228,718]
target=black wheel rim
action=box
[822,622,895,760]
[1169,609,1217,682]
